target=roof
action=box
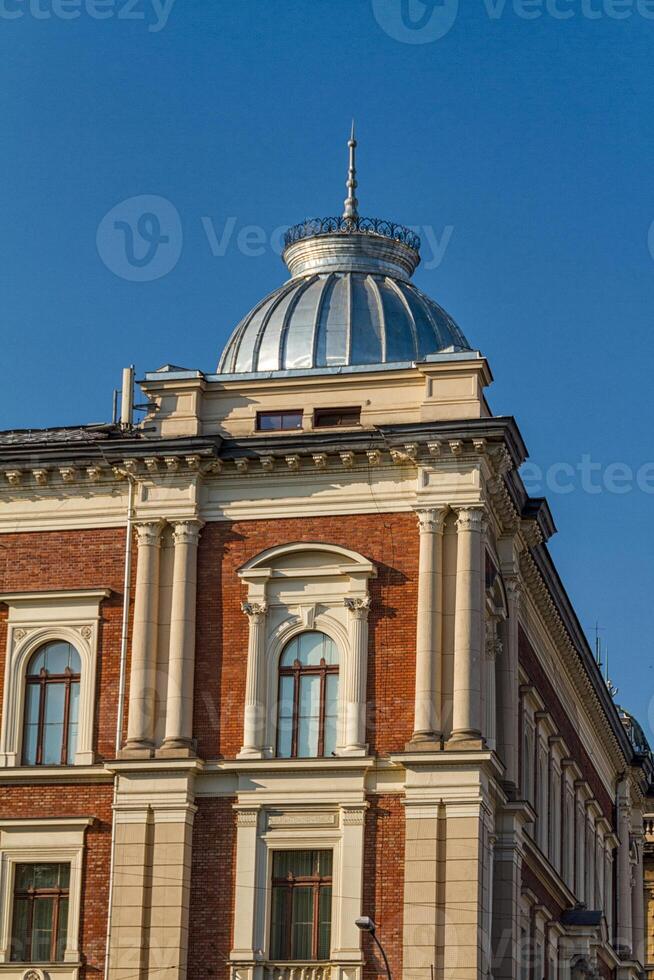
[218,271,471,374]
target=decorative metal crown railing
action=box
[283,216,421,252]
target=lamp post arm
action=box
[371,930,392,980]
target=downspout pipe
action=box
[104,474,135,980]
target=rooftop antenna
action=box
[343,120,359,222]
[120,365,135,429]
[593,620,604,669]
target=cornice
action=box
[0,419,527,508]
[523,833,577,914]
[0,816,95,829]
[519,546,632,773]
[0,588,111,606]
[0,766,113,786]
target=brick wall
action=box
[0,528,133,759]
[188,797,237,980]
[194,514,419,759]
[362,795,405,980]
[0,783,113,979]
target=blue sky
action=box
[2,0,654,739]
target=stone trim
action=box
[0,817,93,975]
[0,591,110,768]
[237,543,376,759]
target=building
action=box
[0,134,651,980]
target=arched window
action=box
[23,642,81,766]
[277,631,339,759]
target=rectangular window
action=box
[256,410,303,432]
[11,863,70,963]
[270,850,332,961]
[313,407,361,428]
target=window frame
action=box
[0,817,92,971]
[270,849,333,962]
[23,644,81,767]
[0,590,109,769]
[256,410,304,433]
[10,862,70,963]
[313,407,361,429]
[277,633,339,760]
[238,541,376,761]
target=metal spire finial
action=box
[343,120,359,221]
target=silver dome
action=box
[219,271,470,374]
[218,128,471,374]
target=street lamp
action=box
[355,916,392,980]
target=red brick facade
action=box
[188,797,237,980]
[0,528,133,759]
[0,783,113,979]
[194,514,419,759]
[0,516,419,979]
[362,795,406,980]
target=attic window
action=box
[256,410,303,432]
[313,407,361,428]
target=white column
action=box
[161,519,203,754]
[575,784,587,902]
[497,577,521,790]
[605,843,614,942]
[449,507,485,744]
[334,804,368,963]
[484,619,501,751]
[238,601,268,758]
[632,816,645,964]
[342,596,371,755]
[230,807,261,961]
[410,508,445,744]
[617,778,633,955]
[123,519,164,755]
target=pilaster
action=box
[342,597,371,755]
[448,507,485,747]
[408,508,446,748]
[122,519,165,757]
[159,519,204,756]
[238,603,269,758]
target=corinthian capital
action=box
[344,596,372,619]
[455,507,486,534]
[135,519,165,547]
[171,519,205,547]
[485,620,503,660]
[241,600,268,620]
[415,508,446,534]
